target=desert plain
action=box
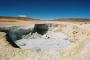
[0,16,90,60]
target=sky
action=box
[0,0,90,20]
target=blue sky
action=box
[0,0,90,20]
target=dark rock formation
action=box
[32,24,48,35]
[0,30,20,48]
[0,28,33,48]
[0,24,48,48]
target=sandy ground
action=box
[0,23,90,60]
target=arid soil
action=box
[0,23,90,60]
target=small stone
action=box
[20,43,26,46]
[36,48,41,52]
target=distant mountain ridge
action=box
[0,16,90,22]
[51,18,90,22]
[0,16,32,22]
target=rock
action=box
[32,24,48,35]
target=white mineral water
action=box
[15,31,72,55]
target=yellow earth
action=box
[0,23,90,60]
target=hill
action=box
[0,16,90,22]
[51,18,90,22]
[0,16,32,22]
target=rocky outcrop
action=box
[0,24,49,48]
[32,24,48,35]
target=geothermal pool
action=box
[15,30,72,55]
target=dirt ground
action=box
[0,23,90,60]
